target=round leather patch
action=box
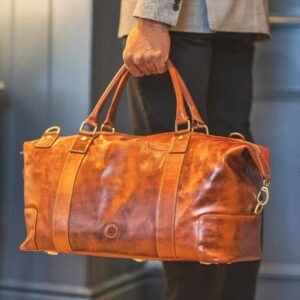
[103,223,119,239]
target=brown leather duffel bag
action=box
[20,60,271,264]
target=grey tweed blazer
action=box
[118,0,270,39]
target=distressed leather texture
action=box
[20,60,271,264]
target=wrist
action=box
[137,18,170,32]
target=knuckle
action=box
[133,55,144,65]
[144,53,155,64]
[154,50,163,58]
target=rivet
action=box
[103,223,119,239]
[80,136,88,141]
[178,135,183,140]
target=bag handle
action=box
[101,60,207,132]
[81,59,191,133]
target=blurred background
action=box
[0,1,300,299]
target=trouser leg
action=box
[207,32,260,300]
[206,32,255,141]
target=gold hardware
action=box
[192,124,209,135]
[133,258,145,262]
[178,135,183,140]
[45,250,58,255]
[100,124,115,133]
[254,180,270,215]
[175,119,191,132]
[202,124,209,135]
[45,126,61,135]
[229,132,246,140]
[199,261,212,265]
[35,126,60,148]
[80,136,88,141]
[79,121,97,135]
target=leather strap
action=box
[84,59,189,129]
[102,63,206,131]
[156,133,191,259]
[85,64,128,128]
[174,65,206,130]
[167,60,189,125]
[102,70,131,130]
[52,149,86,252]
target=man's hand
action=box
[123,18,170,77]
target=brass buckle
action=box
[254,180,270,215]
[175,119,191,133]
[79,121,97,135]
[100,124,115,133]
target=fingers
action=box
[155,58,168,74]
[123,50,168,77]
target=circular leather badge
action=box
[103,223,119,239]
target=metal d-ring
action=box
[175,119,191,133]
[79,121,98,135]
[254,181,270,215]
[45,126,61,135]
[229,132,246,140]
[100,123,115,133]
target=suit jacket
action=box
[118,0,270,39]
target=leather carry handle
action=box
[83,59,190,131]
[101,60,206,132]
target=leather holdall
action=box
[20,60,271,264]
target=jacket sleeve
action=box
[132,0,182,27]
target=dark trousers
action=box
[121,32,260,300]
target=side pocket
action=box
[19,207,38,251]
[196,214,262,264]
